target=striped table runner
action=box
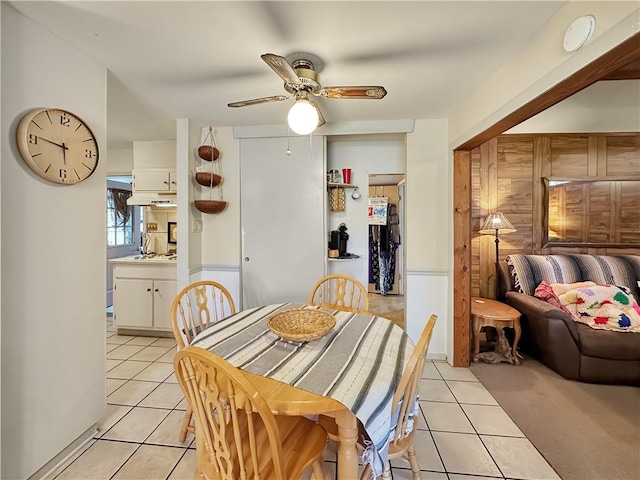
[190,303,414,477]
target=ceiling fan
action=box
[228,52,388,134]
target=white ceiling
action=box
[9,1,571,148]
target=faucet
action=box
[141,233,151,255]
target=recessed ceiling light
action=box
[563,15,596,53]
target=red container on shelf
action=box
[342,168,352,184]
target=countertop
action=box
[109,255,177,265]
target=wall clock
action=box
[16,108,99,185]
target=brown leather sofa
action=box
[498,254,640,385]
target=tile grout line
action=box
[96,325,544,479]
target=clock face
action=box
[16,108,99,185]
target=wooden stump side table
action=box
[471,297,522,365]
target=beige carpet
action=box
[471,356,640,480]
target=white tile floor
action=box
[51,318,561,480]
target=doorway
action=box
[451,30,640,366]
[367,173,405,328]
[106,176,141,309]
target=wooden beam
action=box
[600,70,640,80]
[453,149,471,367]
[532,137,551,253]
[456,32,640,151]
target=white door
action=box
[240,136,326,308]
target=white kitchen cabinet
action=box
[132,168,177,192]
[151,279,176,330]
[114,278,153,328]
[112,260,177,334]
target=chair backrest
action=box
[308,274,369,313]
[174,346,287,480]
[390,314,437,444]
[171,281,236,349]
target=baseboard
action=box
[29,424,97,480]
[427,353,447,361]
[116,327,174,338]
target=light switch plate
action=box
[146,222,158,231]
[192,220,203,233]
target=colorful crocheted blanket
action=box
[558,285,640,333]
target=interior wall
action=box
[1,4,106,477]
[106,147,134,174]
[199,126,241,267]
[405,119,450,357]
[507,80,640,134]
[449,2,640,148]
[326,134,405,289]
[472,132,640,299]
[0,1,4,468]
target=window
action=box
[107,188,134,246]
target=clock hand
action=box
[62,142,67,165]
[39,136,69,150]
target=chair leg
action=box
[179,406,193,442]
[359,463,372,480]
[406,444,422,480]
[311,460,324,479]
[381,460,392,479]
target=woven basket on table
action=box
[267,309,336,342]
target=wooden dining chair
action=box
[174,346,328,480]
[171,280,236,442]
[319,314,438,479]
[308,274,369,313]
[380,313,437,479]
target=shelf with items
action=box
[327,182,358,189]
[327,255,361,262]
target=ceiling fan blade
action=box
[227,95,289,108]
[321,86,387,99]
[261,53,301,86]
[309,100,326,127]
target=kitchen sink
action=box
[134,253,177,260]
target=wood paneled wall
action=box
[472,133,640,299]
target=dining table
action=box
[189,302,415,479]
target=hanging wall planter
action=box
[197,144,220,161]
[194,199,227,214]
[195,172,222,187]
[194,125,227,214]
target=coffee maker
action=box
[329,223,349,257]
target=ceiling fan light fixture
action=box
[287,98,319,135]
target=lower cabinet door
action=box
[153,279,177,331]
[114,278,153,328]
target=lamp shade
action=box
[287,99,319,135]
[479,212,517,234]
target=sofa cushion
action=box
[575,323,640,360]
[507,254,582,296]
